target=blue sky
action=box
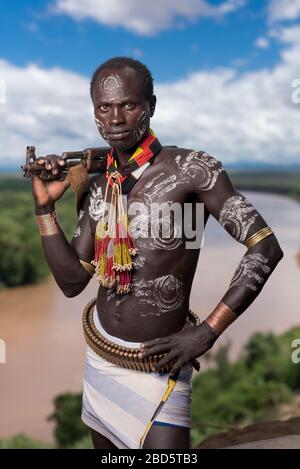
[0,0,300,168]
[0,0,280,80]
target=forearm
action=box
[35,202,92,297]
[204,233,284,335]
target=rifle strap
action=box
[68,165,89,215]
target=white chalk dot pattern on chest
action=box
[78,210,85,221]
[142,173,178,204]
[72,226,81,238]
[106,288,128,306]
[175,151,224,190]
[89,183,106,221]
[132,274,184,316]
[218,195,259,243]
[132,253,146,270]
[229,253,271,292]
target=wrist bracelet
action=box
[35,211,60,236]
[35,202,56,216]
[204,301,237,335]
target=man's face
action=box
[92,66,156,151]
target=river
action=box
[0,191,299,442]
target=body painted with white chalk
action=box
[71,63,282,341]
[36,61,284,450]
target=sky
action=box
[0,0,300,169]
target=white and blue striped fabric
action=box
[81,304,194,449]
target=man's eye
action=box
[124,103,134,110]
[99,105,109,111]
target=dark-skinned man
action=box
[31,57,284,449]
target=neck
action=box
[115,145,138,167]
[114,129,149,166]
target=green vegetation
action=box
[1,326,299,449]
[229,170,300,202]
[0,175,78,289]
[0,434,92,449]
[190,325,300,446]
[0,434,54,449]
[48,393,91,448]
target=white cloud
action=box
[0,79,6,103]
[267,0,300,23]
[1,24,300,167]
[148,21,300,165]
[0,61,100,166]
[151,23,298,164]
[255,36,270,49]
[51,0,245,36]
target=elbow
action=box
[63,289,78,298]
[270,238,284,267]
[252,235,284,268]
[52,271,89,298]
[273,240,284,264]
[63,285,85,298]
[56,282,84,298]
[277,246,284,262]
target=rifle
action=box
[21,145,179,179]
[21,145,107,180]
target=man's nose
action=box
[110,106,126,125]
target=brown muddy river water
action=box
[0,192,299,442]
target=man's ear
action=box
[149,95,157,117]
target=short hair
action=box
[90,57,154,102]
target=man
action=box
[31,57,284,449]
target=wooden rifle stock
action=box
[21,146,107,180]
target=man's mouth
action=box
[107,130,131,140]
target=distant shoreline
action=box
[1,169,300,201]
[229,170,300,204]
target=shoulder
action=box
[162,146,223,167]
[161,147,225,191]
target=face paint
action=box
[98,75,123,97]
[93,68,153,151]
[94,75,124,145]
[229,253,271,292]
[113,109,151,151]
[218,195,259,242]
[95,108,150,149]
[95,117,109,143]
[133,110,149,143]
